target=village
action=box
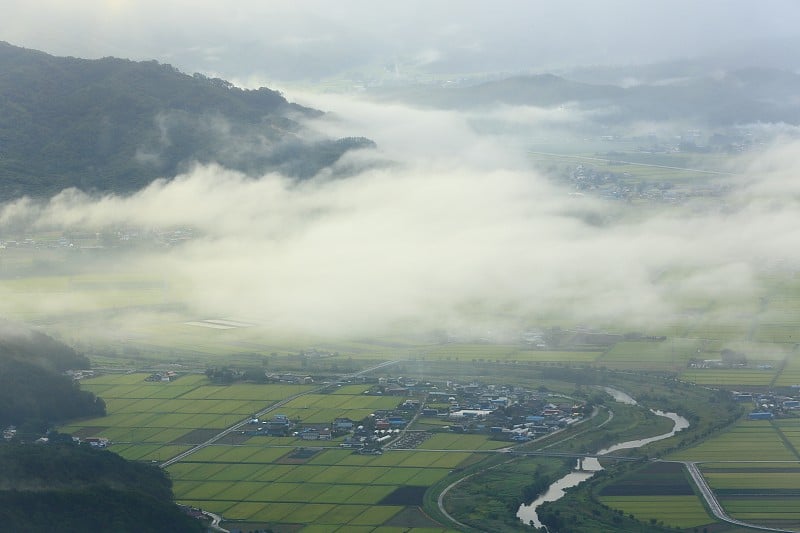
[243,376,591,451]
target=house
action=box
[300,427,332,440]
[748,412,774,420]
[266,415,291,436]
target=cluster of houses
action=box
[237,376,589,450]
[145,371,179,382]
[427,387,586,442]
[265,373,315,385]
[356,377,587,444]
[3,425,111,448]
[64,369,95,380]
[733,390,800,420]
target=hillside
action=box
[0,320,103,433]
[0,42,374,200]
[0,444,204,533]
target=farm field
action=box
[415,433,508,451]
[60,373,475,529]
[700,462,800,528]
[59,374,314,461]
[597,458,713,529]
[170,445,472,529]
[598,496,712,529]
[669,420,799,462]
[679,368,778,386]
[600,339,700,371]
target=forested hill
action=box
[0,444,204,532]
[0,320,103,432]
[0,42,374,200]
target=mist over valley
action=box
[2,3,800,532]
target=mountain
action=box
[368,68,800,126]
[0,42,374,201]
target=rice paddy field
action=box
[661,419,800,529]
[597,461,714,529]
[669,420,800,462]
[59,374,313,462]
[60,373,470,530]
[700,462,800,528]
[598,496,712,529]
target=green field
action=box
[669,420,799,462]
[60,373,474,529]
[701,461,800,526]
[598,496,712,528]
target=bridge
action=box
[509,450,645,462]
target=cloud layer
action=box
[2,96,799,339]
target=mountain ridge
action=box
[0,41,374,201]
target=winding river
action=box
[516,387,690,528]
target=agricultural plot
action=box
[773,419,800,453]
[598,496,712,528]
[597,462,712,528]
[62,374,316,444]
[700,461,800,527]
[669,420,798,461]
[774,355,800,387]
[169,447,467,528]
[64,372,474,528]
[680,368,777,386]
[416,433,508,451]
[419,344,601,363]
[600,339,700,371]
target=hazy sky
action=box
[2,1,799,83]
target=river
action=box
[516,387,690,528]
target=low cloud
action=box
[2,95,800,340]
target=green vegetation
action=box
[442,455,571,532]
[0,41,374,200]
[0,444,203,533]
[0,320,104,435]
